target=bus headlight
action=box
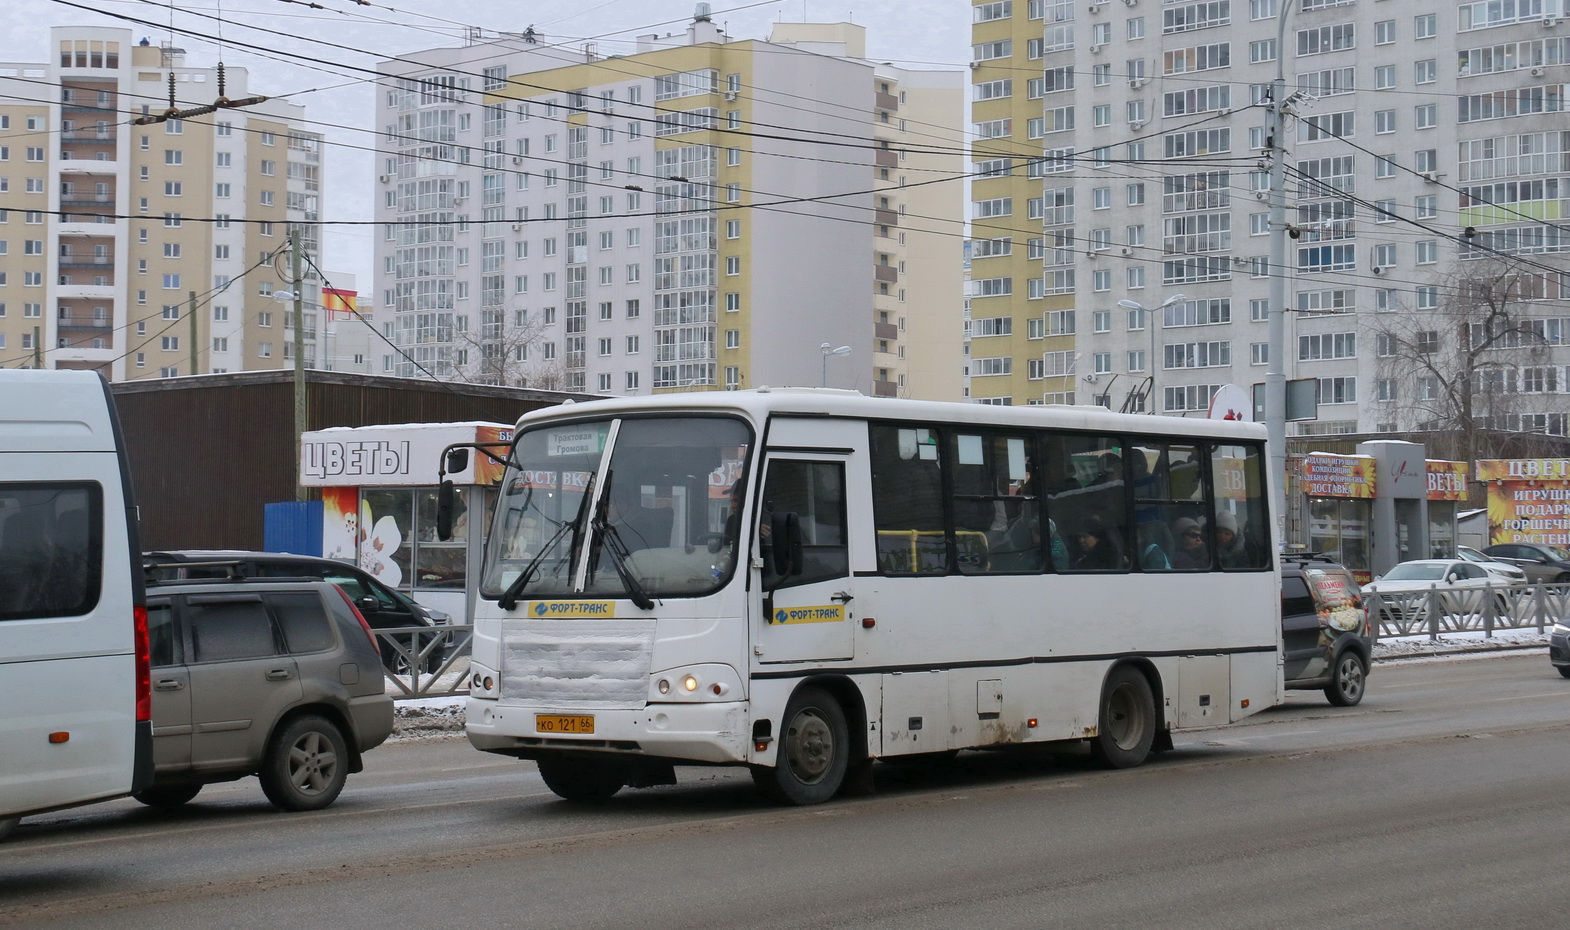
[649,664,742,703]
[469,661,500,699]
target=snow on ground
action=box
[387,632,1558,739]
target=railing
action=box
[1367,582,1570,640]
[377,624,473,699]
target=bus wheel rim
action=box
[786,708,834,784]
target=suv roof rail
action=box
[1281,551,1342,564]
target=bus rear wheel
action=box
[537,758,625,803]
[754,687,849,805]
[1091,666,1156,769]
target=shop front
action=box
[1476,458,1570,547]
[1302,452,1375,582]
[299,421,512,621]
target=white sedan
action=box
[1362,559,1509,622]
[1456,546,1528,584]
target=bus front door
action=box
[756,454,854,663]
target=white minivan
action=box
[0,370,152,840]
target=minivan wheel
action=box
[259,715,349,811]
[132,784,202,808]
[1325,651,1368,707]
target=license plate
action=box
[536,714,594,734]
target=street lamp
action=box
[820,342,851,387]
[1117,293,1189,413]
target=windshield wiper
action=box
[591,472,656,610]
[498,472,595,611]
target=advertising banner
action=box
[1302,453,1375,499]
[300,422,511,487]
[1425,460,1469,501]
[1476,459,1570,546]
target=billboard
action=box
[1476,459,1570,547]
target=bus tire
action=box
[755,687,849,806]
[1091,666,1156,769]
[1324,651,1367,707]
[537,758,625,803]
[259,715,349,812]
[132,784,203,808]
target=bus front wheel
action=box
[1091,666,1156,769]
[755,687,849,805]
[537,758,625,803]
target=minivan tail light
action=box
[133,604,151,723]
[336,586,380,654]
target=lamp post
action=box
[1117,293,1189,414]
[820,342,851,387]
[1265,0,1302,537]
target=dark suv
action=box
[139,574,394,810]
[145,550,450,674]
[1281,555,1373,706]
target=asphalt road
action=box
[3,652,1567,929]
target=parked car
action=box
[1362,559,1506,624]
[138,575,394,810]
[1549,620,1570,678]
[1456,546,1528,584]
[1281,556,1372,706]
[145,550,450,674]
[1480,543,1570,584]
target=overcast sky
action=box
[7,0,971,285]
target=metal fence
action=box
[379,585,1569,699]
[378,625,473,699]
[1366,583,1570,640]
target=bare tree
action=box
[451,307,563,388]
[1372,257,1562,461]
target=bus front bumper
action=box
[465,698,751,765]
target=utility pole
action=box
[1265,0,1299,545]
[188,290,198,376]
[290,228,307,502]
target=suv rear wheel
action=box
[259,715,349,811]
[1325,651,1367,707]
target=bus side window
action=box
[871,425,946,574]
[761,460,847,588]
[950,432,1041,574]
[1211,443,1271,570]
[1042,433,1130,572]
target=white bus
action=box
[0,370,153,839]
[457,390,1280,804]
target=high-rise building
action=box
[970,0,1570,441]
[0,26,326,379]
[372,12,964,397]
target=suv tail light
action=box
[335,585,380,654]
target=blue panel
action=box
[263,501,323,556]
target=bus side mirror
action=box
[445,448,470,473]
[769,511,803,577]
[436,479,455,541]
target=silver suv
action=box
[139,575,394,811]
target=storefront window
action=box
[1428,501,1456,558]
[356,487,474,592]
[415,488,466,588]
[1309,497,1370,577]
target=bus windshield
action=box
[481,415,752,602]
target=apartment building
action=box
[0,26,327,379]
[372,12,964,398]
[970,0,1570,439]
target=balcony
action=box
[875,149,897,169]
[872,380,898,398]
[875,321,899,341]
[874,264,898,284]
[875,208,898,227]
[875,91,899,112]
[58,256,114,270]
[59,193,116,207]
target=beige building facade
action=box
[0,26,329,379]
